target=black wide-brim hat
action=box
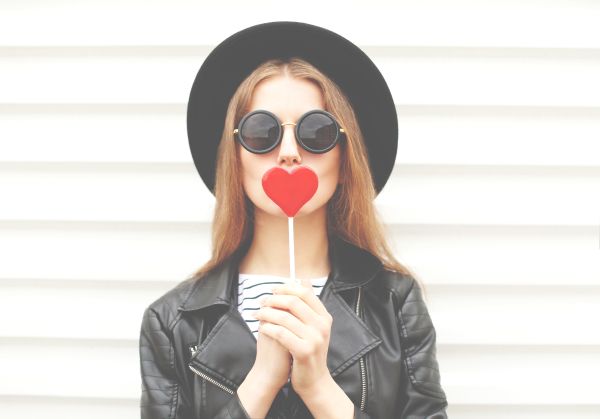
[187,21,398,196]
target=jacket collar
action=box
[178,234,384,390]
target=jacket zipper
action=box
[355,287,367,411]
[188,345,235,395]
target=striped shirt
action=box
[237,273,329,340]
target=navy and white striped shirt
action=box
[237,273,329,340]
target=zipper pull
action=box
[189,344,199,357]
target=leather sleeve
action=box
[140,306,192,419]
[350,277,449,419]
[140,304,286,419]
[394,277,448,418]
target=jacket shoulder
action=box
[143,276,198,329]
[371,268,418,302]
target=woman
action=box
[140,22,448,418]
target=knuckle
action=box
[317,328,328,342]
[298,346,311,359]
[318,316,331,331]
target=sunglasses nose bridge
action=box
[277,122,302,164]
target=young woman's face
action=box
[239,75,341,219]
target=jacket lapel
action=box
[179,235,384,388]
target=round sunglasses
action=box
[233,109,345,154]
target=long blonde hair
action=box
[191,57,423,291]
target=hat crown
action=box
[187,21,398,196]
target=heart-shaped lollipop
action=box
[261,166,319,284]
[262,166,318,217]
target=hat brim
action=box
[187,21,397,196]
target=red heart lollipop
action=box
[262,166,318,217]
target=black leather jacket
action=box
[139,235,448,418]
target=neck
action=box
[238,205,331,286]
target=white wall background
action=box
[1,1,600,418]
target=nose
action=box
[277,124,302,166]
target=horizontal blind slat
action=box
[1,48,599,106]
[1,3,600,48]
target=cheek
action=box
[240,151,262,187]
[240,152,272,203]
[308,149,341,200]
[321,149,341,186]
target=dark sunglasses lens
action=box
[239,113,279,152]
[298,112,338,151]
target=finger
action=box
[262,294,323,327]
[258,320,307,359]
[272,283,330,318]
[254,306,309,339]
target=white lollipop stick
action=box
[288,216,296,284]
[287,217,296,384]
